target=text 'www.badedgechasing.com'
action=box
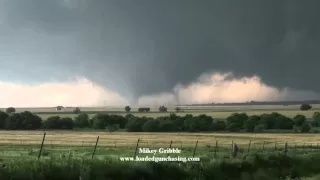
[119,156,200,163]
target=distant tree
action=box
[143,119,159,132]
[125,117,148,132]
[91,114,108,129]
[43,116,61,129]
[243,119,256,132]
[300,123,311,133]
[73,107,81,114]
[159,106,167,112]
[74,113,89,128]
[175,107,182,112]
[5,111,42,130]
[125,106,131,112]
[226,123,241,132]
[226,113,248,129]
[211,120,226,131]
[293,114,306,127]
[312,112,320,127]
[107,124,119,134]
[5,107,15,114]
[0,111,9,129]
[254,124,267,132]
[60,117,74,129]
[300,104,312,111]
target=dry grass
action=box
[0,131,318,149]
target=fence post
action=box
[91,136,100,159]
[284,142,288,155]
[262,141,265,151]
[114,141,116,148]
[214,141,218,158]
[317,143,319,150]
[180,141,182,149]
[231,140,234,154]
[167,140,173,156]
[274,141,277,150]
[247,140,251,153]
[38,132,46,159]
[192,140,198,158]
[134,139,140,160]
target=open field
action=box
[33,109,320,119]
[0,131,319,160]
[2,104,320,119]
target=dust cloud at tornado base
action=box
[1,72,318,107]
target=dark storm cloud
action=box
[1,0,320,99]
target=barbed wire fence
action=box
[0,132,318,160]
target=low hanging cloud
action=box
[0,77,128,107]
[137,72,320,106]
[0,72,318,107]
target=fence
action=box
[0,132,319,160]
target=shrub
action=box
[107,124,120,133]
[142,119,159,132]
[254,124,267,132]
[300,123,311,133]
[125,117,148,132]
[300,104,312,111]
[159,106,167,112]
[125,106,131,112]
[227,123,241,132]
[226,113,248,129]
[74,113,89,128]
[73,107,81,114]
[0,111,9,129]
[175,107,182,112]
[293,114,306,127]
[5,107,15,114]
[212,120,226,131]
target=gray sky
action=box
[1,0,320,106]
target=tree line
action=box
[0,109,319,133]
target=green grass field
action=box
[3,104,318,119]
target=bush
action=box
[43,116,61,129]
[125,117,148,132]
[74,113,89,128]
[300,123,311,133]
[227,123,241,132]
[60,117,74,129]
[226,113,248,129]
[212,120,226,131]
[143,119,159,132]
[5,107,15,113]
[0,111,9,129]
[175,107,182,112]
[125,106,131,112]
[107,124,120,133]
[43,116,73,129]
[159,106,167,112]
[73,107,81,114]
[293,114,306,127]
[254,124,267,132]
[312,112,320,127]
[300,104,312,111]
